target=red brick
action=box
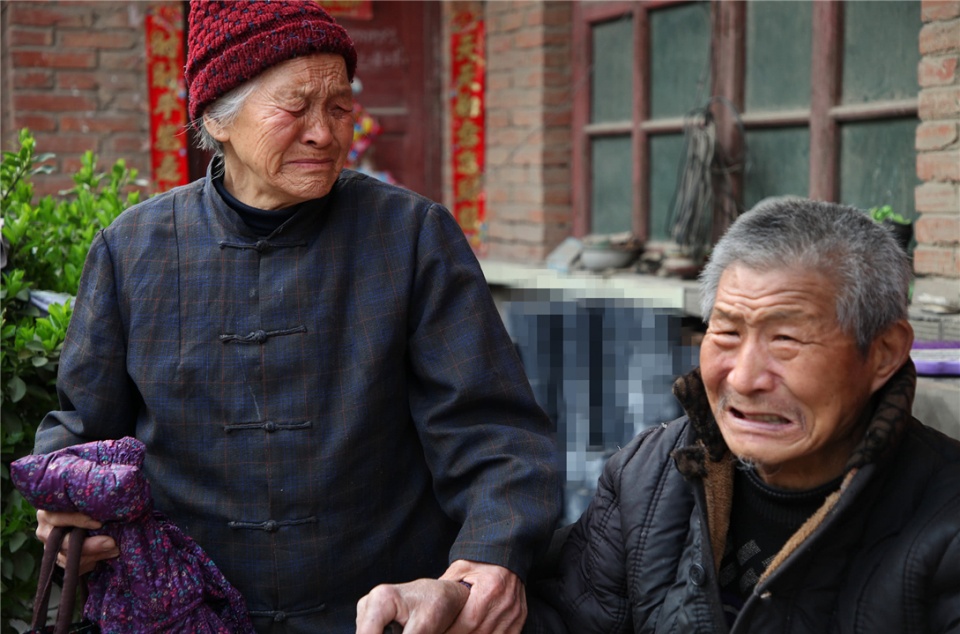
[59,30,137,49]
[916,121,960,151]
[33,133,101,154]
[488,221,545,243]
[913,244,960,275]
[486,241,549,263]
[10,27,54,46]
[544,184,571,205]
[11,50,96,69]
[99,51,147,71]
[918,55,959,87]
[515,30,547,49]
[916,214,960,244]
[56,71,101,91]
[9,5,93,28]
[13,70,54,89]
[542,109,572,127]
[919,19,960,55]
[32,173,78,198]
[487,74,512,92]
[922,0,960,21]
[102,134,149,154]
[60,115,143,133]
[13,92,98,112]
[918,150,960,181]
[543,87,572,106]
[541,4,573,28]
[12,114,58,132]
[107,94,149,114]
[498,10,525,32]
[918,86,960,120]
[59,155,88,174]
[916,182,960,212]
[94,5,146,29]
[487,111,510,128]
[488,33,516,55]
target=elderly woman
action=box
[32,2,560,632]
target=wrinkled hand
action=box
[36,510,118,575]
[356,578,470,634]
[440,560,526,634]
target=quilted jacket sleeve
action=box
[525,445,636,634]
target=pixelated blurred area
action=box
[505,295,703,524]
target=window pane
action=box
[648,133,685,241]
[840,118,919,222]
[590,136,634,235]
[842,1,920,103]
[649,2,711,119]
[591,17,634,124]
[745,1,812,111]
[742,128,810,210]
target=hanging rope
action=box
[668,96,745,262]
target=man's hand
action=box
[356,578,470,634]
[36,510,118,575]
[439,560,526,634]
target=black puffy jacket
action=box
[527,362,960,633]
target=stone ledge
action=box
[478,259,702,316]
[915,376,960,441]
[909,308,960,341]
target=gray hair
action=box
[190,77,262,155]
[699,196,911,352]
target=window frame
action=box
[571,0,919,241]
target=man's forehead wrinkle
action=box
[711,305,814,325]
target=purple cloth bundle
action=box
[11,438,255,634]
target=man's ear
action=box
[203,114,229,143]
[868,319,914,393]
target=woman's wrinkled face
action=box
[207,53,354,210]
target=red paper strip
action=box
[451,11,486,255]
[146,4,188,193]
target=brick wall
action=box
[0,1,152,197]
[915,0,960,305]
[482,1,572,262]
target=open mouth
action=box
[730,407,791,424]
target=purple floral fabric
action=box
[11,438,255,634]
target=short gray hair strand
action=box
[699,196,911,352]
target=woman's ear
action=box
[204,114,229,143]
[869,319,914,393]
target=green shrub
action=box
[1,129,139,631]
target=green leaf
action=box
[11,551,34,581]
[5,377,25,403]
[5,532,26,554]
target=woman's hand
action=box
[36,509,118,574]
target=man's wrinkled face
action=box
[699,264,882,490]
[209,53,354,210]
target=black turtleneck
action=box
[718,467,843,624]
[212,170,304,237]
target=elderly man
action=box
[358,198,960,633]
[32,2,560,632]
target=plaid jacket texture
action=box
[35,169,561,632]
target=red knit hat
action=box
[185,0,358,121]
